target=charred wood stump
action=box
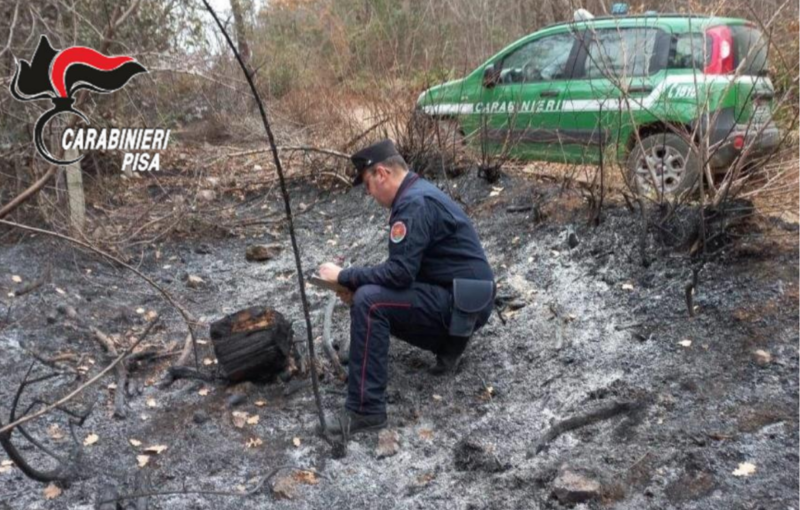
[210,306,292,382]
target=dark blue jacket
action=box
[338,172,493,290]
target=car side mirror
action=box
[483,64,499,88]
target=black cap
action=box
[350,139,400,186]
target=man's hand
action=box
[319,262,352,306]
[319,262,342,283]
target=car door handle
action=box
[540,90,560,98]
[628,85,653,94]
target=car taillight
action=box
[705,25,734,74]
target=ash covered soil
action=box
[0,170,797,510]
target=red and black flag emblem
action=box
[9,35,147,165]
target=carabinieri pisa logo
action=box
[10,35,168,172]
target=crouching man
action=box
[318,139,494,436]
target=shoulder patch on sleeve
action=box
[390,221,407,243]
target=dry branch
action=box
[0,365,76,482]
[90,327,128,418]
[0,167,59,220]
[224,145,351,161]
[0,0,20,59]
[0,319,159,436]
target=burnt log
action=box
[209,306,292,382]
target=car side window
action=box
[499,32,576,84]
[585,28,659,79]
[669,32,707,70]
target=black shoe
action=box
[321,409,387,436]
[429,353,462,375]
[429,336,469,375]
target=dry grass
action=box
[747,146,800,223]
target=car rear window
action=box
[730,25,769,76]
[668,26,769,75]
[584,28,659,79]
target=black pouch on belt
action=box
[448,278,495,338]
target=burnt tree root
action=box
[161,366,222,387]
[685,267,700,318]
[529,401,640,456]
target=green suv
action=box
[417,12,781,196]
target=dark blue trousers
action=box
[346,282,488,415]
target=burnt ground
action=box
[0,169,797,510]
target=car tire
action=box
[626,133,701,198]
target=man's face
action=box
[362,164,394,208]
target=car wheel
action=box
[626,133,701,198]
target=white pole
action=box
[65,148,85,233]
